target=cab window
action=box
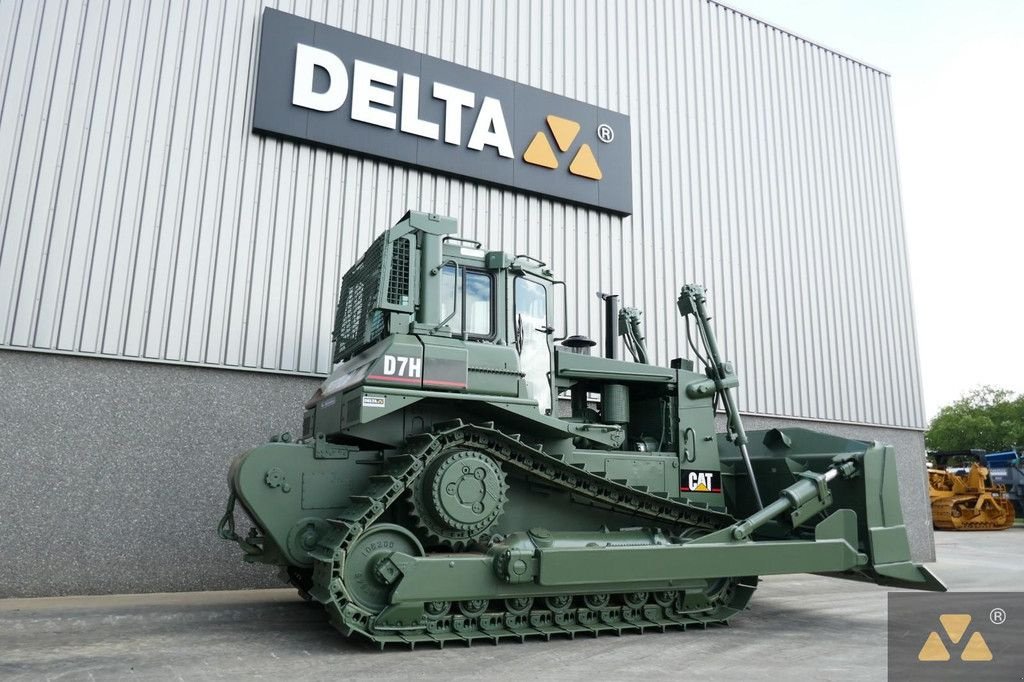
[514,277,548,324]
[514,276,552,413]
[440,266,493,337]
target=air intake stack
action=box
[598,292,629,428]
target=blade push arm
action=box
[677,284,764,510]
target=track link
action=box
[308,420,753,647]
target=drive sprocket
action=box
[407,447,508,550]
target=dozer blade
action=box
[723,429,946,593]
[820,562,946,592]
[828,440,946,591]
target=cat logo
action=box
[680,470,721,493]
[918,614,993,662]
[522,115,603,180]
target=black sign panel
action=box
[888,592,1022,679]
[252,8,632,215]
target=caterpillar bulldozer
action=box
[219,210,943,648]
[927,451,1015,530]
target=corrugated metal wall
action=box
[0,0,924,429]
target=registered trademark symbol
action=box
[990,607,1006,625]
[597,123,614,143]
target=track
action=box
[931,495,1015,530]
[307,420,756,648]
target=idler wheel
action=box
[583,594,610,609]
[342,524,424,613]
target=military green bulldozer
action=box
[219,210,943,648]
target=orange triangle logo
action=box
[546,115,580,152]
[939,614,971,644]
[918,614,994,663]
[523,132,558,169]
[917,631,950,661]
[960,632,993,661]
[569,143,602,180]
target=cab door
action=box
[513,276,553,414]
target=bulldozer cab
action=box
[435,245,559,414]
[329,210,559,412]
[928,450,997,485]
[928,449,987,469]
[430,234,560,415]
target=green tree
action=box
[925,386,1024,452]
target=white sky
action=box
[721,0,1024,421]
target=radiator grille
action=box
[332,235,386,363]
[386,237,411,305]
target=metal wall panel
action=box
[0,0,924,429]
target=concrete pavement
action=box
[1,531,1020,681]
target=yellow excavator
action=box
[927,450,1016,530]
